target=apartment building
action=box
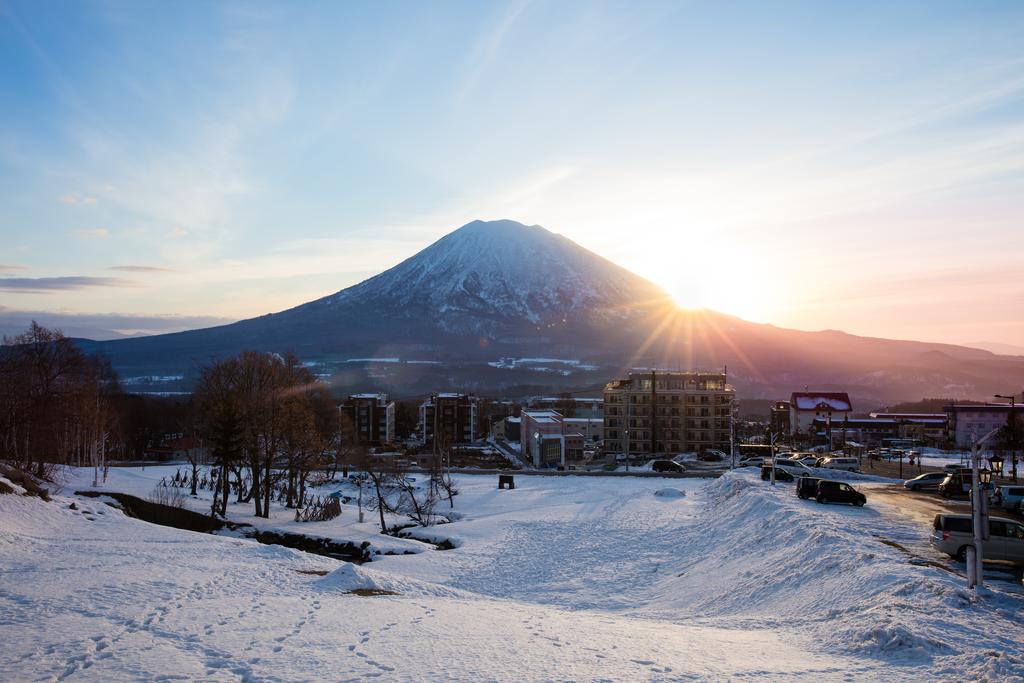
[420,393,480,452]
[944,402,1019,448]
[339,393,395,447]
[603,370,735,456]
[521,409,586,468]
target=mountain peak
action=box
[319,218,669,335]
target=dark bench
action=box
[498,474,515,490]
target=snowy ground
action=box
[2,467,1023,682]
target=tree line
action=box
[0,323,119,483]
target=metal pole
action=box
[358,483,365,523]
[770,431,777,486]
[996,394,1019,482]
[970,439,984,588]
[730,417,736,470]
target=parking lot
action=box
[865,483,1024,586]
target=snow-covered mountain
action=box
[80,219,1024,402]
[304,219,670,336]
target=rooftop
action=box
[791,392,852,412]
[944,403,1018,413]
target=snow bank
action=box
[644,471,1022,672]
[0,474,25,495]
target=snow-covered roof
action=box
[791,392,852,412]
[522,409,562,424]
[870,413,946,420]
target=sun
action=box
[664,272,771,322]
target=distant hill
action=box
[962,341,1024,357]
[78,219,1024,402]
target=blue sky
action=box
[2,1,1023,346]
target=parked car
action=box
[814,480,866,506]
[993,485,1024,513]
[903,472,947,491]
[939,469,985,499]
[796,476,823,499]
[819,456,860,472]
[932,513,1024,565]
[944,463,969,474]
[652,459,686,473]
[738,457,764,468]
[773,458,816,477]
[761,465,794,482]
[698,450,725,462]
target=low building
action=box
[564,417,603,443]
[339,393,395,447]
[944,403,1018,448]
[521,409,566,468]
[603,369,734,456]
[492,415,521,442]
[144,434,208,463]
[789,392,852,439]
[420,393,480,452]
[869,413,948,443]
[811,417,898,446]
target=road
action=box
[866,484,969,524]
[866,483,1023,587]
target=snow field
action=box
[1,467,1023,681]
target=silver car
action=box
[931,514,1024,566]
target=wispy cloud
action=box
[0,277,135,293]
[75,228,110,239]
[59,192,98,205]
[0,264,29,273]
[457,0,533,105]
[0,307,235,340]
[108,265,172,272]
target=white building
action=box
[789,392,852,438]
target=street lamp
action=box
[979,469,993,485]
[989,454,1004,479]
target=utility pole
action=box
[968,426,1000,589]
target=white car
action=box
[773,458,816,476]
[819,456,860,472]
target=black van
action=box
[796,476,823,499]
[815,480,866,506]
[761,465,794,482]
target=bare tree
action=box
[359,449,400,533]
[393,460,441,527]
[0,322,119,480]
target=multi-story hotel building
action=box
[603,370,735,456]
[419,393,480,452]
[339,393,395,447]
